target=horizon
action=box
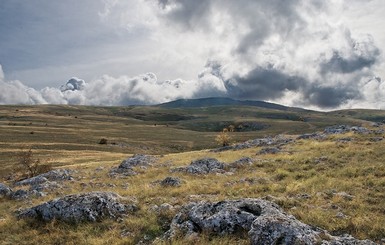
[1,0,385,110]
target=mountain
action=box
[158,97,298,111]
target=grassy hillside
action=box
[0,103,370,177]
[0,124,384,244]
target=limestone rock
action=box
[0,183,12,198]
[160,177,182,187]
[119,154,156,169]
[165,199,274,238]
[18,191,138,222]
[15,169,75,186]
[171,158,225,174]
[165,198,376,245]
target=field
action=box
[0,103,384,244]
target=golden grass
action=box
[0,105,385,244]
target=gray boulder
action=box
[228,157,254,168]
[18,191,138,222]
[171,158,225,174]
[10,189,30,200]
[258,147,280,155]
[119,154,156,169]
[0,183,12,198]
[15,169,75,186]
[160,177,182,187]
[166,198,376,244]
[166,199,273,238]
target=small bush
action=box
[215,131,231,146]
[16,148,52,179]
[98,138,108,144]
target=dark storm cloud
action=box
[225,66,306,100]
[304,85,361,108]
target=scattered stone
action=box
[314,156,328,164]
[171,158,225,175]
[228,157,254,168]
[336,137,353,143]
[297,133,326,140]
[10,189,30,200]
[18,191,138,222]
[0,183,12,198]
[369,137,383,142]
[258,147,280,155]
[212,135,293,152]
[119,154,156,169]
[334,192,354,201]
[30,181,62,192]
[15,176,48,186]
[15,169,75,186]
[109,154,157,178]
[160,177,182,187]
[336,212,348,219]
[295,193,312,199]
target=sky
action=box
[0,0,384,110]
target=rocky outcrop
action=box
[166,198,376,244]
[171,158,225,174]
[0,183,12,198]
[228,157,254,169]
[212,135,293,152]
[15,169,75,186]
[119,154,156,169]
[18,191,138,222]
[109,154,157,178]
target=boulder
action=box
[18,191,138,222]
[119,154,156,169]
[258,147,280,155]
[228,157,254,168]
[0,183,12,198]
[165,198,376,245]
[15,169,75,186]
[171,158,225,174]
[165,199,273,238]
[160,177,182,187]
[212,135,293,152]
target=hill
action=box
[159,97,297,111]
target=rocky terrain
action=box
[1,124,384,244]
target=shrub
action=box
[98,138,108,144]
[216,130,231,147]
[16,148,52,179]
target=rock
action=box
[109,154,156,178]
[119,154,156,169]
[212,135,293,152]
[15,169,75,186]
[108,167,137,178]
[18,191,138,222]
[30,181,62,192]
[171,158,225,175]
[258,147,280,155]
[15,176,48,186]
[334,192,354,201]
[10,189,30,200]
[0,183,12,198]
[297,133,326,140]
[160,177,182,187]
[228,157,254,168]
[165,198,376,245]
[166,199,267,238]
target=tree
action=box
[16,148,51,179]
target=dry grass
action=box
[0,105,384,244]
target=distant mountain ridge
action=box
[159,97,299,111]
